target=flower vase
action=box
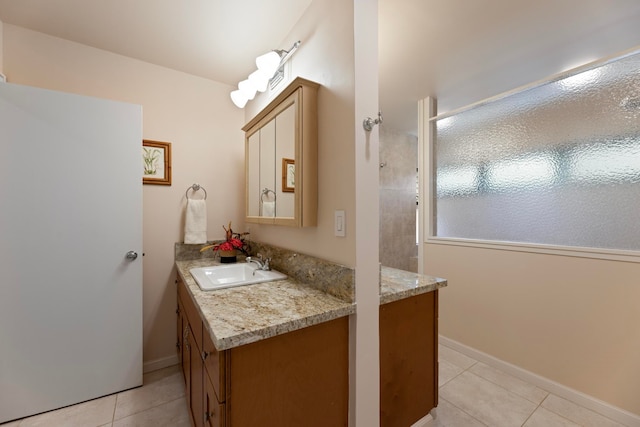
[218,249,237,263]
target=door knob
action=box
[125,251,138,261]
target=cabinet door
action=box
[246,131,261,217]
[203,326,226,402]
[176,297,185,370]
[259,118,277,215]
[379,291,438,427]
[228,317,349,427]
[204,375,225,427]
[190,331,204,427]
[275,103,295,219]
[184,322,205,427]
[183,323,193,422]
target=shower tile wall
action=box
[379,126,418,272]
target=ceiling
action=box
[2,0,640,134]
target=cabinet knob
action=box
[201,351,209,360]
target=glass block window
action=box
[433,51,640,251]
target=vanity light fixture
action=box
[230,41,301,108]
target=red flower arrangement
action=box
[200,221,249,255]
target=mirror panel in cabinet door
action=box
[260,119,277,217]
[247,131,261,218]
[275,103,296,219]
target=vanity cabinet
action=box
[177,277,207,427]
[379,290,439,427]
[243,77,319,227]
[176,276,349,427]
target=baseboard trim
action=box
[439,335,640,427]
[410,413,434,427]
[143,354,179,373]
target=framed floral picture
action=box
[143,140,172,185]
[282,158,295,192]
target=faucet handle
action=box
[256,253,264,261]
[263,258,271,270]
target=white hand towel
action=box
[184,199,207,244]
[262,201,276,217]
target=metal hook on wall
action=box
[363,111,383,132]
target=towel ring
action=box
[261,188,276,203]
[186,183,207,200]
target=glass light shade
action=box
[248,70,269,92]
[255,51,282,78]
[238,79,257,100]
[230,90,248,108]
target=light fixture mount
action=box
[230,41,302,108]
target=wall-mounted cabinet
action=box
[243,77,319,227]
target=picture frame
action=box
[143,140,172,185]
[282,158,295,192]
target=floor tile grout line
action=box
[438,360,470,387]
[443,352,613,427]
[454,358,555,408]
[465,366,552,406]
[539,394,627,427]
[112,395,186,422]
[111,394,118,423]
[111,373,185,421]
[520,399,545,427]
[439,395,490,427]
[440,344,634,427]
[537,395,587,427]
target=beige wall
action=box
[243,0,357,267]
[3,24,245,368]
[426,243,640,415]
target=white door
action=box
[0,83,143,423]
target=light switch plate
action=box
[334,210,346,237]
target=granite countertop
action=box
[380,266,448,305]
[175,258,356,351]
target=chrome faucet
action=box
[246,253,271,271]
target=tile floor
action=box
[1,365,189,427]
[1,343,629,427]
[433,344,627,427]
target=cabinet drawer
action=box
[178,277,203,351]
[203,327,227,402]
[204,375,225,427]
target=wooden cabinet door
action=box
[190,332,204,427]
[380,290,438,427]
[228,317,349,427]
[204,375,225,427]
[183,321,205,427]
[177,298,184,370]
[184,322,193,424]
[202,326,226,403]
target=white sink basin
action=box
[190,263,287,291]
